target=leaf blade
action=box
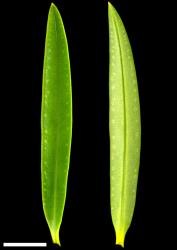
[108,2,141,247]
[41,3,72,246]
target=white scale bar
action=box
[3,243,47,247]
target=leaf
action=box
[41,3,72,246]
[108,2,141,247]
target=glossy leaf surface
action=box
[41,3,72,246]
[108,2,141,247]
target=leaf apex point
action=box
[50,2,57,11]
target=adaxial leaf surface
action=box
[41,3,72,245]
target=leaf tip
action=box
[50,2,56,9]
[49,2,58,14]
[108,2,113,9]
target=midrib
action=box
[113,14,127,228]
[52,10,59,230]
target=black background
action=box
[1,0,173,249]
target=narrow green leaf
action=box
[108,2,141,247]
[41,3,72,246]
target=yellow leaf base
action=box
[51,229,60,246]
[116,229,125,248]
